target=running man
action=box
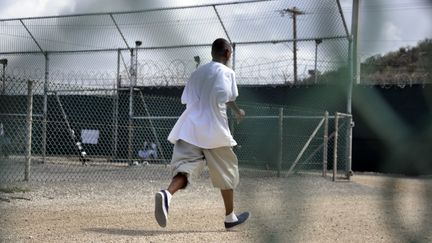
[154,38,249,230]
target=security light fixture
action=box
[194,56,200,68]
[0,58,7,66]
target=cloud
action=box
[382,21,402,42]
[0,0,76,19]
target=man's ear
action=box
[224,49,231,60]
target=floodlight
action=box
[0,59,7,66]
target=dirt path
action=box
[1,173,431,242]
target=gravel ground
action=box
[1,172,431,243]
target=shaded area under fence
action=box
[0,156,338,183]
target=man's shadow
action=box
[83,227,227,236]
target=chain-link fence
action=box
[233,105,352,180]
[0,0,353,182]
[0,76,351,182]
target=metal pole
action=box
[346,39,354,179]
[112,49,120,160]
[347,0,357,177]
[213,5,232,43]
[128,48,135,164]
[351,0,361,84]
[323,111,329,177]
[314,41,318,84]
[42,53,49,163]
[2,0,274,22]
[127,41,141,164]
[110,14,131,50]
[293,12,298,83]
[333,113,339,182]
[345,2,358,182]
[25,80,34,181]
[1,62,5,94]
[232,43,236,71]
[347,38,353,115]
[314,39,322,84]
[277,108,283,177]
[347,116,353,180]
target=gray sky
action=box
[1,0,431,58]
[340,0,432,58]
[0,0,431,87]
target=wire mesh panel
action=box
[0,20,42,53]
[132,92,184,163]
[21,15,127,52]
[0,78,44,182]
[49,52,118,89]
[0,0,352,182]
[232,103,331,176]
[113,7,227,48]
[0,53,46,83]
[118,46,212,87]
[215,0,347,42]
[0,77,354,183]
[328,112,353,180]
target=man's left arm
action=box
[226,101,245,124]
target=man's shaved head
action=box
[212,38,232,57]
[211,38,232,65]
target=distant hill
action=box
[301,38,432,85]
[361,38,432,85]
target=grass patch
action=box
[0,186,31,193]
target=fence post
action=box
[323,111,329,177]
[112,49,120,160]
[346,115,353,180]
[277,107,283,177]
[128,48,136,164]
[333,113,339,182]
[42,53,49,163]
[232,43,236,71]
[25,80,34,181]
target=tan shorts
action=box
[170,140,239,190]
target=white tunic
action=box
[168,61,238,149]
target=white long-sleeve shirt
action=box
[168,61,238,149]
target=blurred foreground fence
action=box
[0,78,352,182]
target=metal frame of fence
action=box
[1,81,352,182]
[0,0,354,182]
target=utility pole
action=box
[281,7,304,84]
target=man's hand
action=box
[227,101,245,124]
[235,109,245,124]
